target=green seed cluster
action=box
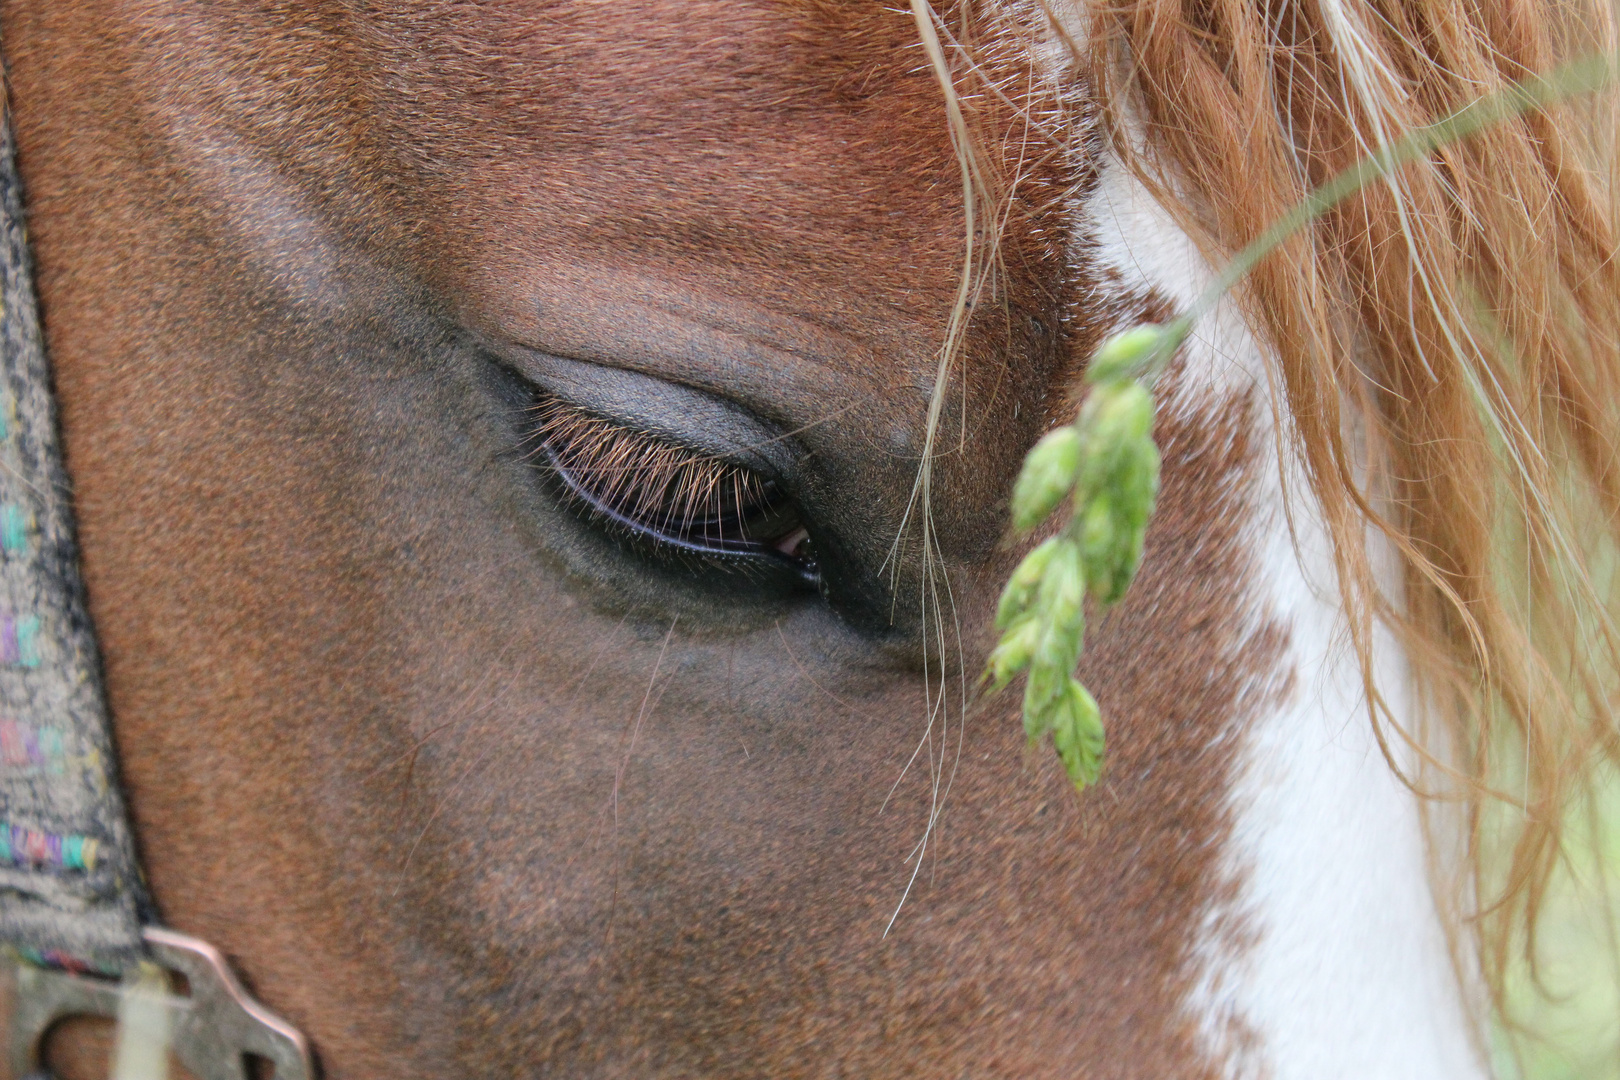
[979,60,1617,795]
[986,325,1166,790]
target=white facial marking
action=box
[1081,158,1488,1078]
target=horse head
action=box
[4,0,1614,1077]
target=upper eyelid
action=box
[529,399,769,520]
[501,348,798,479]
[531,400,729,476]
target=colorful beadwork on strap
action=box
[13,946,118,977]
[0,719,88,777]
[0,503,31,554]
[0,613,39,668]
[0,822,98,872]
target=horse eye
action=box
[528,396,818,581]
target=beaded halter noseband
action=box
[0,77,314,1080]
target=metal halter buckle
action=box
[7,926,314,1080]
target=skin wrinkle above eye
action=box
[479,264,920,429]
[521,261,886,368]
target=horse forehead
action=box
[344,0,940,133]
[135,0,1037,487]
[319,2,990,396]
[369,0,959,223]
[176,0,958,214]
[397,0,921,86]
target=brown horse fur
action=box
[0,2,1287,1076]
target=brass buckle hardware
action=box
[8,926,314,1079]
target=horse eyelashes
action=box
[527,396,813,570]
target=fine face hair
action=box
[1,0,1614,1077]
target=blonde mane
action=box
[914,0,1620,1051]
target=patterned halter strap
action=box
[0,68,314,1080]
[0,87,145,976]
